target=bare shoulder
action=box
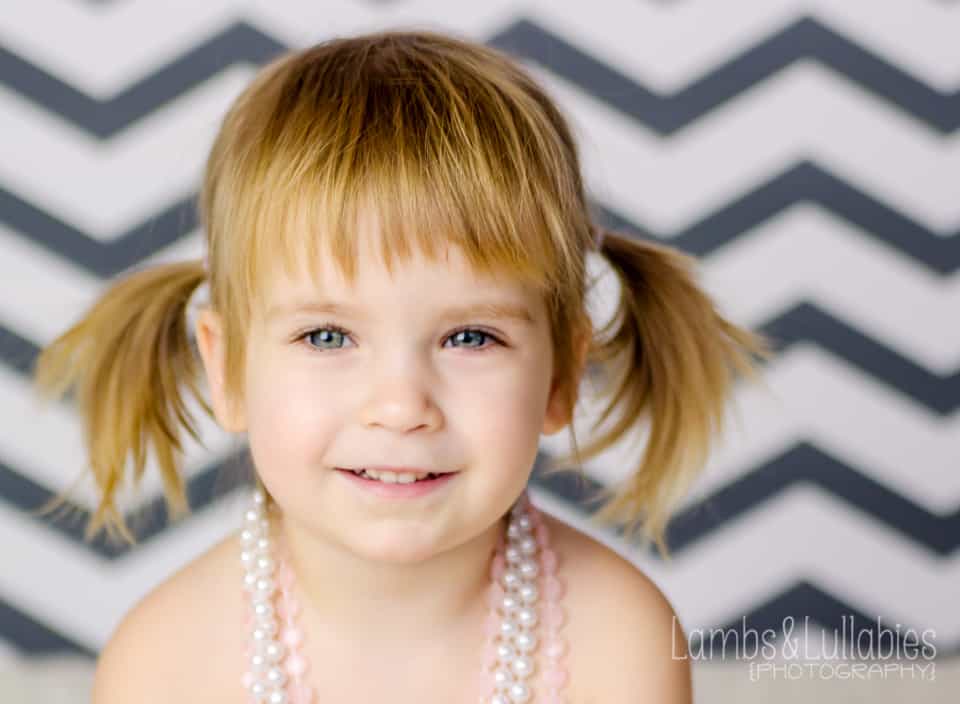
[91,529,245,704]
[539,511,693,703]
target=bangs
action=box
[209,34,584,323]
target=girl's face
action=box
[216,228,574,563]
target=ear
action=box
[194,307,246,433]
[542,326,591,436]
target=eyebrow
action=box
[266,300,537,326]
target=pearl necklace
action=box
[239,486,570,703]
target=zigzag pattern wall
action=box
[0,1,956,662]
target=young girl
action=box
[33,29,768,704]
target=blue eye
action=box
[296,324,504,352]
[302,325,350,350]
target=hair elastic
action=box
[593,227,606,251]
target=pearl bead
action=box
[259,640,286,662]
[285,653,307,676]
[252,602,274,620]
[281,626,303,647]
[501,569,522,590]
[250,652,269,670]
[544,637,567,659]
[265,666,287,687]
[240,487,568,702]
[495,642,516,661]
[492,667,514,688]
[540,548,558,574]
[513,630,537,652]
[517,583,539,604]
[507,523,528,540]
[507,680,532,702]
[518,559,539,580]
[515,606,538,628]
[510,655,535,678]
[498,618,518,638]
[252,621,277,641]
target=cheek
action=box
[464,364,550,456]
[243,366,338,470]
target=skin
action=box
[194,218,588,659]
[94,217,692,702]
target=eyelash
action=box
[293,323,505,353]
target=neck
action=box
[268,504,510,648]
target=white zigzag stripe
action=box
[699,206,960,373]
[527,1,960,91]
[0,1,240,96]
[0,223,205,343]
[1,479,955,654]
[6,59,959,234]
[0,218,227,506]
[528,63,960,231]
[0,486,247,650]
[0,361,236,509]
[0,0,518,95]
[0,68,254,237]
[4,337,955,515]
[3,209,958,366]
[3,204,958,373]
[809,0,960,91]
[530,485,960,647]
[543,344,960,513]
[4,1,959,92]
[1,228,957,509]
[0,637,21,663]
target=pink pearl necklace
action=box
[239,487,570,703]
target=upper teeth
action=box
[353,468,432,483]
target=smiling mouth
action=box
[336,467,451,483]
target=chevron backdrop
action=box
[0,0,957,678]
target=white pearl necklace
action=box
[239,486,569,703]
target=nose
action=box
[358,355,442,433]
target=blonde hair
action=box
[32,29,771,558]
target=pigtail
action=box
[552,229,773,560]
[31,261,212,547]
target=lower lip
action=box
[335,468,457,498]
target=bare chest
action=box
[196,514,597,703]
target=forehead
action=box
[257,234,543,324]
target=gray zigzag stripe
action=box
[4,297,957,413]
[0,23,284,138]
[5,579,956,658]
[693,581,960,659]
[1,454,958,657]
[490,17,960,133]
[1,18,958,134]
[2,162,958,277]
[1,442,957,559]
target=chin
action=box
[344,526,446,564]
